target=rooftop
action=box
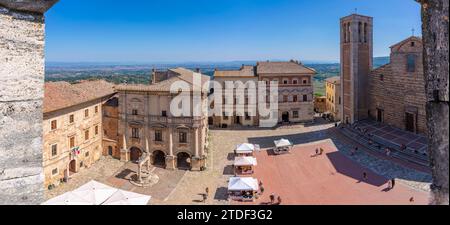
[256,61,316,75]
[44,80,116,113]
[214,65,256,78]
[326,76,341,84]
[117,67,210,93]
[390,36,422,49]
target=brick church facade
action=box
[368,36,426,134]
[340,14,427,134]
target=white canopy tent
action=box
[102,190,151,205]
[71,180,118,205]
[42,180,152,205]
[234,156,258,166]
[228,177,259,191]
[274,139,293,148]
[235,143,260,155]
[42,192,94,205]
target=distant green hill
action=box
[45,57,390,97]
[311,56,389,96]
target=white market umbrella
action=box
[72,180,118,205]
[235,143,255,154]
[103,190,151,205]
[234,157,258,166]
[274,139,293,148]
[228,177,259,191]
[42,192,93,205]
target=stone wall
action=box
[368,37,427,134]
[0,6,46,205]
[43,100,106,189]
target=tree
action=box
[416,0,449,205]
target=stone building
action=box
[42,80,116,189]
[340,14,373,124]
[368,36,426,134]
[212,61,316,127]
[102,96,120,159]
[258,61,316,123]
[314,96,327,114]
[0,0,58,205]
[212,65,259,127]
[340,13,427,134]
[116,68,210,171]
[325,76,341,121]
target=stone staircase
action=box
[338,126,430,168]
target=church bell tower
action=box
[340,13,373,124]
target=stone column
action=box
[0,1,58,205]
[191,128,202,171]
[120,133,129,162]
[165,127,176,170]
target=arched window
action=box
[364,23,368,43]
[358,22,362,42]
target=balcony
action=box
[149,116,203,126]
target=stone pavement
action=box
[44,157,125,200]
[44,119,432,204]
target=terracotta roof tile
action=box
[214,65,256,78]
[257,61,316,74]
[44,80,116,113]
[117,68,210,93]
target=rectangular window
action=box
[302,79,308,84]
[95,125,99,135]
[84,129,89,141]
[52,168,58,176]
[380,74,384,81]
[179,132,187,143]
[69,137,75,149]
[69,114,74,124]
[293,95,298,102]
[132,128,140,139]
[293,111,299,118]
[303,95,308,102]
[51,120,57,130]
[132,109,138,115]
[51,144,58,157]
[283,95,289,103]
[85,151,89,157]
[407,54,416,72]
[85,109,89,118]
[155,130,163,142]
[94,106,99,114]
[283,79,288,85]
[162,111,167,117]
[293,79,298,85]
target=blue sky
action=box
[45,0,422,63]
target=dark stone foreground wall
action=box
[0,1,58,205]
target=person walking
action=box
[202,193,207,203]
[277,196,282,205]
[269,194,275,204]
[363,172,368,180]
[205,187,210,197]
[391,178,396,189]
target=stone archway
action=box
[130,147,143,162]
[152,150,166,168]
[69,160,77,175]
[177,152,191,170]
[282,112,290,122]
